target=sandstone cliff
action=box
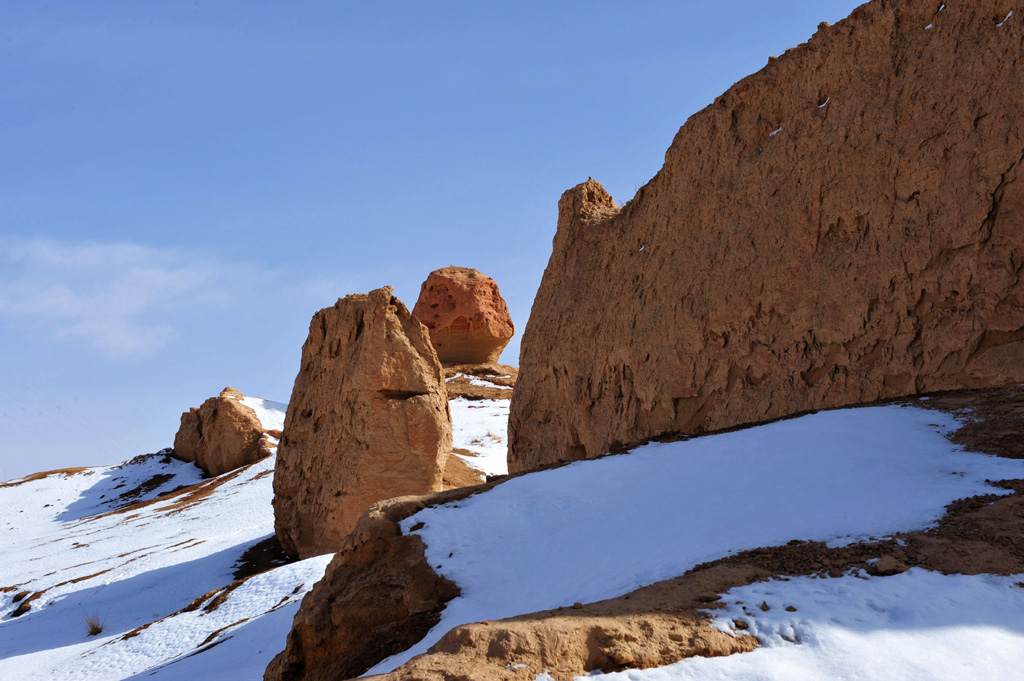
[413,267,514,365]
[509,0,1024,472]
[172,387,274,476]
[273,287,452,558]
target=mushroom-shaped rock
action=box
[273,287,452,559]
[412,267,514,365]
[172,387,274,477]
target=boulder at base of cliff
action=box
[272,286,452,559]
[172,387,274,477]
[509,0,1024,473]
[263,491,474,681]
[412,266,514,365]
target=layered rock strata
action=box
[172,388,273,476]
[272,287,452,558]
[510,0,1024,473]
[413,267,514,365]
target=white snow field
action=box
[0,391,511,680]
[572,570,1024,681]
[449,397,510,477]
[368,404,1024,674]
[0,449,333,681]
[4,396,1024,680]
[0,396,336,681]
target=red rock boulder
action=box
[412,267,514,365]
[272,287,452,558]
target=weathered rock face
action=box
[412,266,514,365]
[264,491,474,681]
[172,388,273,476]
[273,287,452,559]
[510,0,1024,473]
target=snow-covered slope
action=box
[0,397,337,681]
[367,404,1024,674]
[4,394,1024,680]
[0,392,514,680]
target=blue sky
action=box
[0,1,864,479]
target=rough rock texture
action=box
[413,267,514,365]
[273,287,452,559]
[172,388,273,476]
[264,489,484,681]
[510,0,1024,472]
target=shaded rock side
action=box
[273,287,452,559]
[413,266,514,365]
[509,0,1024,473]
[264,490,481,681]
[172,387,273,476]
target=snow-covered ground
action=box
[0,396,334,681]
[449,397,509,477]
[5,394,1024,680]
[577,570,1024,681]
[368,404,1024,674]
[0,391,512,680]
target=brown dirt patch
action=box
[0,467,91,489]
[232,536,295,581]
[445,364,516,401]
[113,473,176,506]
[910,385,1024,459]
[95,463,253,520]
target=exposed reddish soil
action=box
[444,364,517,401]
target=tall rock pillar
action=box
[273,287,452,558]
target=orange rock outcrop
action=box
[272,287,452,558]
[412,266,514,365]
[172,388,273,476]
[509,0,1024,473]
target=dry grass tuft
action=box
[84,611,106,636]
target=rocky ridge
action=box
[509,0,1024,472]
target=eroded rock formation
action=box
[264,490,477,681]
[294,387,1024,681]
[413,267,514,365]
[272,287,452,558]
[172,388,273,476]
[510,0,1024,473]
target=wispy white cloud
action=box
[0,237,253,358]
